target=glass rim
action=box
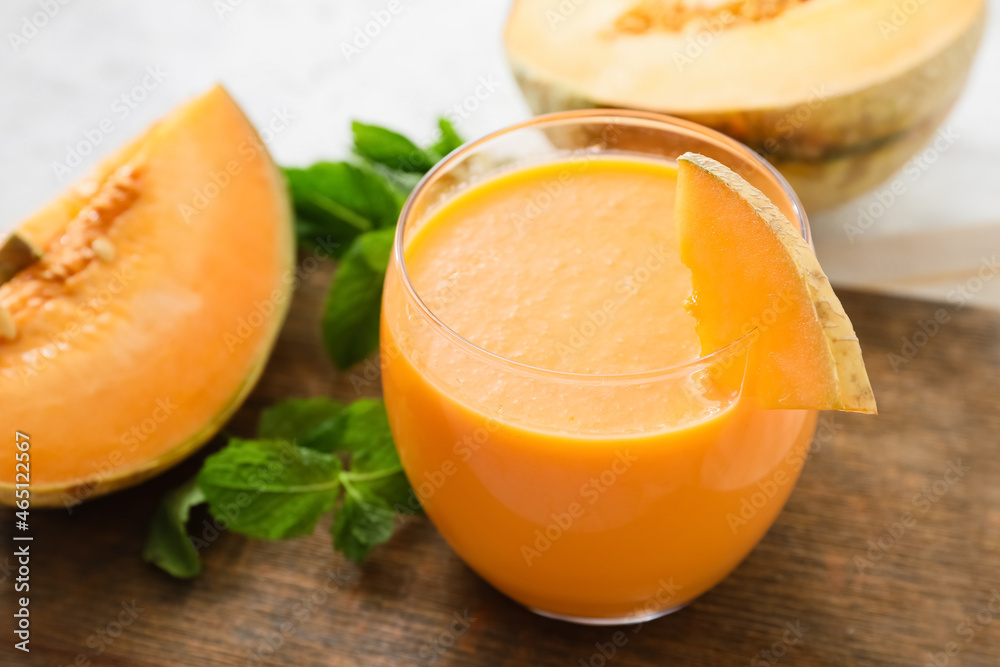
[392,109,810,385]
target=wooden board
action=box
[3,264,1000,667]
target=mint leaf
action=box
[198,439,342,540]
[258,397,346,453]
[375,167,423,196]
[332,399,413,560]
[332,489,396,563]
[284,165,370,253]
[322,227,395,369]
[338,399,397,469]
[338,399,418,514]
[429,118,463,160]
[352,121,436,173]
[284,162,403,252]
[142,477,206,579]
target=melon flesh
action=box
[676,152,876,413]
[0,86,294,507]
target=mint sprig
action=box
[143,398,416,578]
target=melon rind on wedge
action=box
[676,152,876,414]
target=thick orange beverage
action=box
[381,120,816,623]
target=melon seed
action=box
[0,233,43,285]
[91,237,115,262]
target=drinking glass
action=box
[380,110,817,624]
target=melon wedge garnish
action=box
[675,152,876,414]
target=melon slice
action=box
[0,86,294,507]
[675,152,876,414]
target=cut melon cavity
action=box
[676,152,876,414]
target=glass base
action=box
[527,600,692,626]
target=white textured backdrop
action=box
[2,0,998,301]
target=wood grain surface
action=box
[3,263,1000,667]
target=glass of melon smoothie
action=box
[380,110,817,624]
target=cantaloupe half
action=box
[0,86,294,507]
[676,152,876,413]
[505,0,985,210]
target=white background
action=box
[2,0,998,301]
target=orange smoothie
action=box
[381,157,816,621]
